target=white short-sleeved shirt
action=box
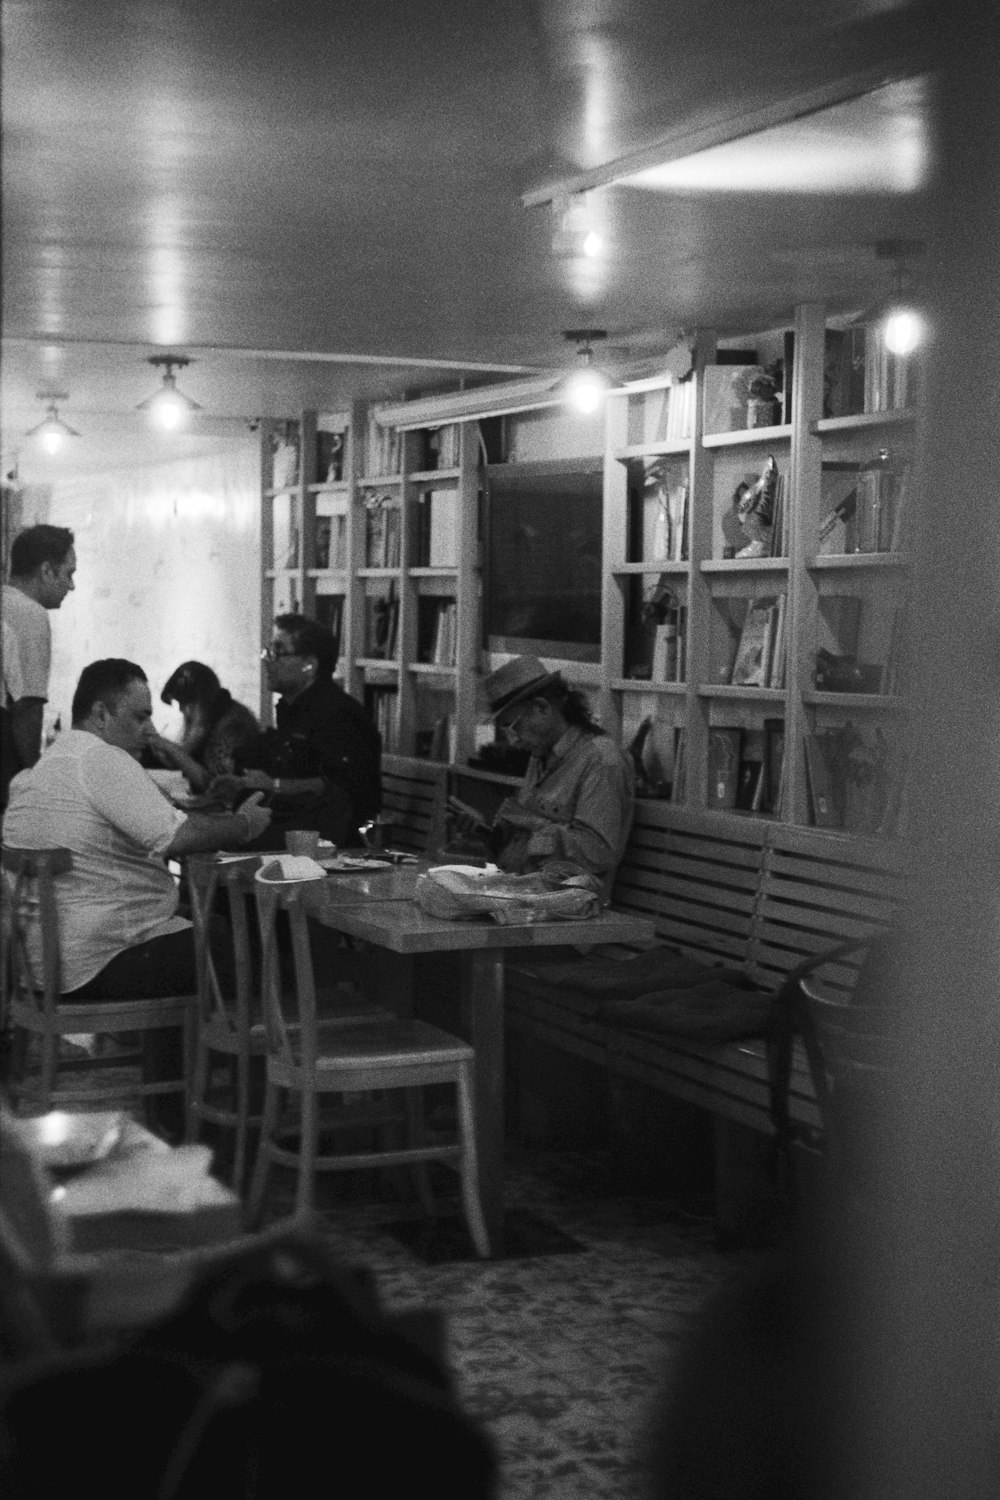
[3,728,189,992]
[1,585,51,707]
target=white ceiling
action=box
[2,0,936,481]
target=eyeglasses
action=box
[260,645,301,661]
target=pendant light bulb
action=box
[883,306,924,357]
[137,355,202,430]
[25,394,81,455]
[562,329,612,414]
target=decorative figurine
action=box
[735,455,778,558]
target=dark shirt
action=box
[236,678,381,845]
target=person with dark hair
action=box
[4,659,271,1109]
[208,613,381,849]
[447,656,634,900]
[148,659,259,792]
[1,523,76,808]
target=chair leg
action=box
[403,1087,436,1217]
[296,1086,319,1221]
[186,1033,211,1145]
[456,1065,490,1259]
[247,1079,279,1227]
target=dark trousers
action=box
[62,918,237,1140]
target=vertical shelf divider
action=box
[786,301,826,826]
[684,329,718,808]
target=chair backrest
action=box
[254,880,321,1073]
[788,933,901,1192]
[186,855,260,1040]
[1,847,73,1017]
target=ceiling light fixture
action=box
[137,355,202,430]
[867,238,926,356]
[562,330,614,414]
[551,193,604,260]
[25,394,80,455]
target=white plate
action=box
[17,1110,124,1171]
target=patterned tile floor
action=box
[262,1148,763,1500]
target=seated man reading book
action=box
[447,657,634,903]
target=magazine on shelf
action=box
[731,597,780,687]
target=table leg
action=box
[460,948,505,1254]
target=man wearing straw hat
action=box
[447,656,634,902]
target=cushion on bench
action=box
[519,945,747,1003]
[595,978,773,1044]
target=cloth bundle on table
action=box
[414,866,602,925]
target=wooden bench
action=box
[376,756,909,1229]
[380,754,448,854]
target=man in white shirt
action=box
[4,658,271,1134]
[5,657,271,996]
[1,523,77,809]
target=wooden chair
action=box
[247,879,489,1256]
[772,934,899,1201]
[185,854,390,1192]
[1,847,194,1122]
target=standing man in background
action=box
[1,523,77,810]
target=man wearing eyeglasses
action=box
[208,613,381,849]
[447,656,634,901]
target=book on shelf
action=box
[314,502,347,570]
[420,598,457,666]
[316,429,344,483]
[803,733,841,828]
[420,425,459,471]
[416,488,458,567]
[670,727,686,803]
[763,717,785,815]
[365,686,397,752]
[364,498,400,568]
[767,593,787,688]
[313,594,344,662]
[881,601,911,696]
[363,419,401,478]
[736,728,767,812]
[731,597,780,687]
[366,586,399,659]
[707,727,741,810]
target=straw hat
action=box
[483,656,562,719]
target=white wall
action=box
[27,439,260,736]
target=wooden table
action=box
[300,871,656,1250]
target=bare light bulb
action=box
[566,365,606,414]
[149,386,188,430]
[38,424,65,455]
[883,305,923,356]
[581,229,603,258]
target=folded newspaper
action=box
[415,865,601,924]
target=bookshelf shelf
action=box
[356,567,402,579]
[701,558,790,575]
[614,438,691,461]
[808,553,909,572]
[703,424,792,448]
[814,410,916,434]
[409,467,460,483]
[409,663,458,678]
[307,481,350,496]
[804,691,909,713]
[409,566,459,579]
[612,561,688,578]
[612,678,687,695]
[698,685,787,704]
